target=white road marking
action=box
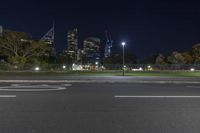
[0,85,67,91]
[0,88,66,91]
[62,84,72,87]
[40,84,49,87]
[11,84,20,87]
[0,95,16,98]
[114,95,200,98]
[186,86,200,88]
[0,80,88,83]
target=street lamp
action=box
[122,42,126,76]
[190,68,195,72]
[35,67,40,71]
[62,65,66,69]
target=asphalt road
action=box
[1,83,200,133]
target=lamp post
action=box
[122,42,126,76]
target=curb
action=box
[0,80,199,84]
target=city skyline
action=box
[0,1,200,133]
[1,0,200,58]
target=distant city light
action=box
[72,64,83,71]
[62,65,66,69]
[35,67,40,71]
[147,65,153,71]
[95,62,99,65]
[190,68,195,71]
[132,67,143,71]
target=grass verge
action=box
[0,70,199,77]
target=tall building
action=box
[83,37,101,64]
[0,26,3,36]
[40,23,55,56]
[40,26,54,45]
[67,29,78,62]
[104,31,113,58]
[67,29,78,52]
[76,49,84,63]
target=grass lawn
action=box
[0,70,199,77]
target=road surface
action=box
[0,83,200,133]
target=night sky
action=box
[1,0,200,58]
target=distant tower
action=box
[67,28,78,52]
[104,31,113,58]
[83,37,101,64]
[67,28,78,62]
[40,22,55,55]
[0,25,3,36]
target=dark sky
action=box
[1,0,200,58]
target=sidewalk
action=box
[0,76,199,84]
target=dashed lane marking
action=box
[0,95,16,98]
[0,84,72,91]
[186,86,200,88]
[114,95,200,98]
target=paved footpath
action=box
[0,76,199,84]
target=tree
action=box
[192,43,200,64]
[103,54,122,64]
[155,54,166,64]
[182,51,193,64]
[103,53,136,65]
[57,53,72,65]
[0,30,52,66]
[167,51,186,64]
[139,54,158,64]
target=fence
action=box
[0,63,199,71]
[104,64,200,71]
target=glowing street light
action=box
[35,67,40,71]
[62,65,66,69]
[139,67,143,71]
[190,68,195,72]
[122,42,126,76]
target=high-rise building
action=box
[67,29,78,52]
[104,31,113,58]
[67,29,78,62]
[40,23,55,56]
[0,26,3,36]
[83,37,101,64]
[76,49,84,63]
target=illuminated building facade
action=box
[67,29,78,62]
[83,37,101,64]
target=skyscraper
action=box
[67,29,78,62]
[67,29,78,52]
[83,37,101,64]
[40,23,55,56]
[104,31,113,58]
